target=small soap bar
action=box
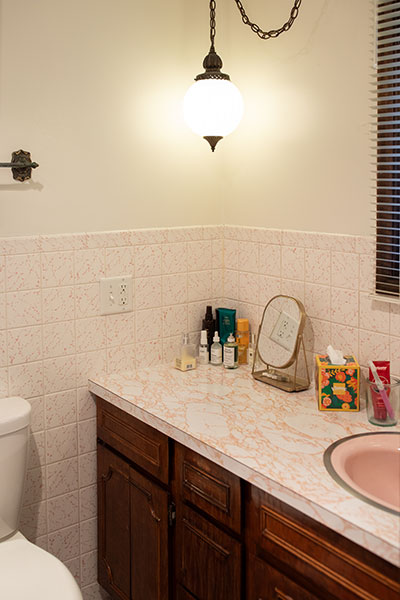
[315,354,360,411]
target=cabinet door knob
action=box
[274,587,294,600]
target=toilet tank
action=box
[0,397,31,541]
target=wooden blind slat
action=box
[375,0,400,298]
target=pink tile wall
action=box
[1,225,222,600]
[223,226,399,379]
[3,222,398,600]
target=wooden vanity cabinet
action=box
[129,466,169,600]
[96,396,400,600]
[246,485,400,600]
[96,397,169,484]
[97,398,171,600]
[175,586,197,599]
[174,443,242,534]
[175,503,242,600]
[97,442,131,600]
[247,554,321,600]
[174,443,243,600]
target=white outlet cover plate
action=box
[269,310,299,352]
[100,276,133,315]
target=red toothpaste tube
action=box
[368,360,390,421]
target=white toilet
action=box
[0,396,83,600]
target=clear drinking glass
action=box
[366,376,400,427]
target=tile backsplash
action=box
[0,225,222,600]
[222,226,399,378]
[1,224,398,599]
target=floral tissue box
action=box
[315,354,360,411]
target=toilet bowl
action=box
[0,397,83,600]
[0,531,82,599]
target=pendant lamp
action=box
[184,0,302,152]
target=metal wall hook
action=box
[0,149,39,182]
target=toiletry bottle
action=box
[236,318,249,365]
[248,333,256,364]
[216,308,236,351]
[202,305,216,358]
[369,360,390,420]
[210,331,222,366]
[199,330,209,365]
[223,334,238,369]
[175,333,197,372]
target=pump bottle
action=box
[199,330,209,365]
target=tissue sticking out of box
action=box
[326,345,346,366]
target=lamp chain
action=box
[233,0,302,40]
[209,0,216,49]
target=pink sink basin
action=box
[324,432,400,515]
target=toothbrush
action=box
[368,361,395,420]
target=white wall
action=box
[221,0,372,235]
[0,0,372,237]
[0,0,224,236]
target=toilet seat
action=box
[0,531,83,599]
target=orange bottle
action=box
[236,318,249,365]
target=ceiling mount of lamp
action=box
[184,0,302,151]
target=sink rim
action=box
[323,432,400,516]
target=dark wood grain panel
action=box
[97,443,130,600]
[183,461,230,512]
[130,466,169,600]
[176,585,197,599]
[246,485,400,600]
[175,442,241,534]
[176,503,242,600]
[247,553,321,600]
[96,392,400,600]
[96,396,169,483]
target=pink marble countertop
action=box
[89,365,400,567]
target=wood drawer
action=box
[246,485,400,600]
[247,553,321,600]
[175,442,241,534]
[96,396,169,484]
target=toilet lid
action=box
[0,532,83,600]
[0,397,31,435]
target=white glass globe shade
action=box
[184,78,244,137]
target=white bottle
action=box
[175,333,197,371]
[199,329,209,365]
[210,331,222,366]
[248,333,256,364]
[223,333,238,370]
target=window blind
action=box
[375,0,400,298]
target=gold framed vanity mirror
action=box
[252,294,310,392]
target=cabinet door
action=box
[98,443,131,600]
[176,503,242,600]
[247,554,321,600]
[130,466,169,600]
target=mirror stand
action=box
[251,294,311,393]
[252,333,310,392]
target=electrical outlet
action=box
[100,276,133,315]
[269,310,299,352]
